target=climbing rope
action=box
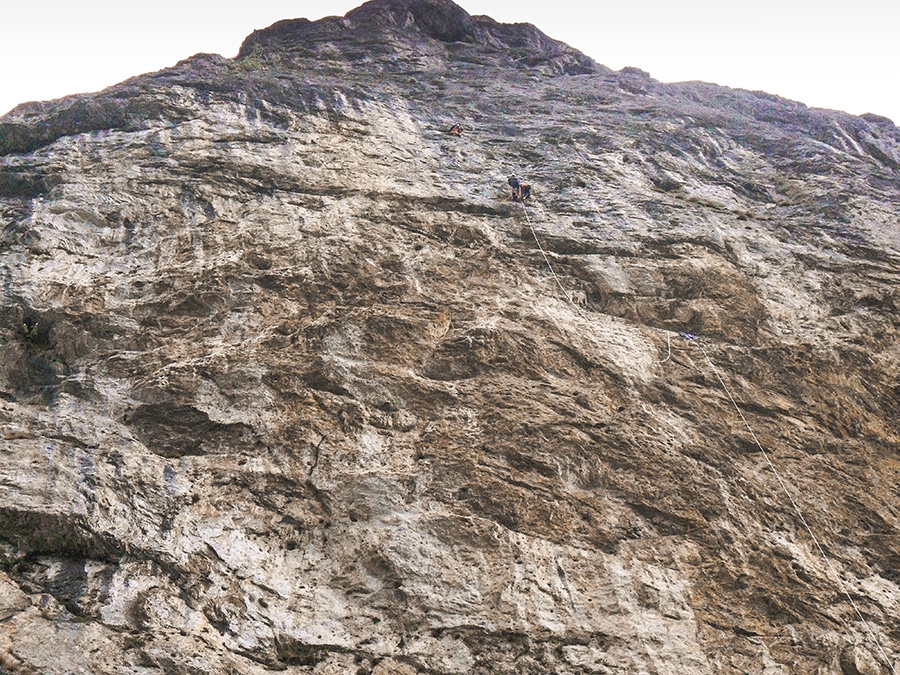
[520,201,586,317]
[518,198,895,670]
[520,200,675,364]
[687,336,897,673]
[658,331,671,364]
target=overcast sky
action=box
[1,0,898,123]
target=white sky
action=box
[1,1,898,123]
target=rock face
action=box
[2,0,900,672]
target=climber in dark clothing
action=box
[519,184,531,201]
[508,175,531,202]
[447,123,463,136]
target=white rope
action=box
[658,331,671,364]
[516,189,893,669]
[692,338,896,673]
[520,201,586,318]
[520,201,674,364]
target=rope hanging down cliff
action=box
[688,335,897,675]
[518,201,897,673]
[520,200,676,365]
[520,201,585,318]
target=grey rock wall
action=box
[1,1,900,673]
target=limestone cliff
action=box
[1,1,900,673]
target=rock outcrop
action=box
[2,0,900,673]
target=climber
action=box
[21,317,39,341]
[507,176,531,202]
[447,123,463,136]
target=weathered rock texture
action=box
[2,0,900,672]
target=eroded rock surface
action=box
[1,0,900,673]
